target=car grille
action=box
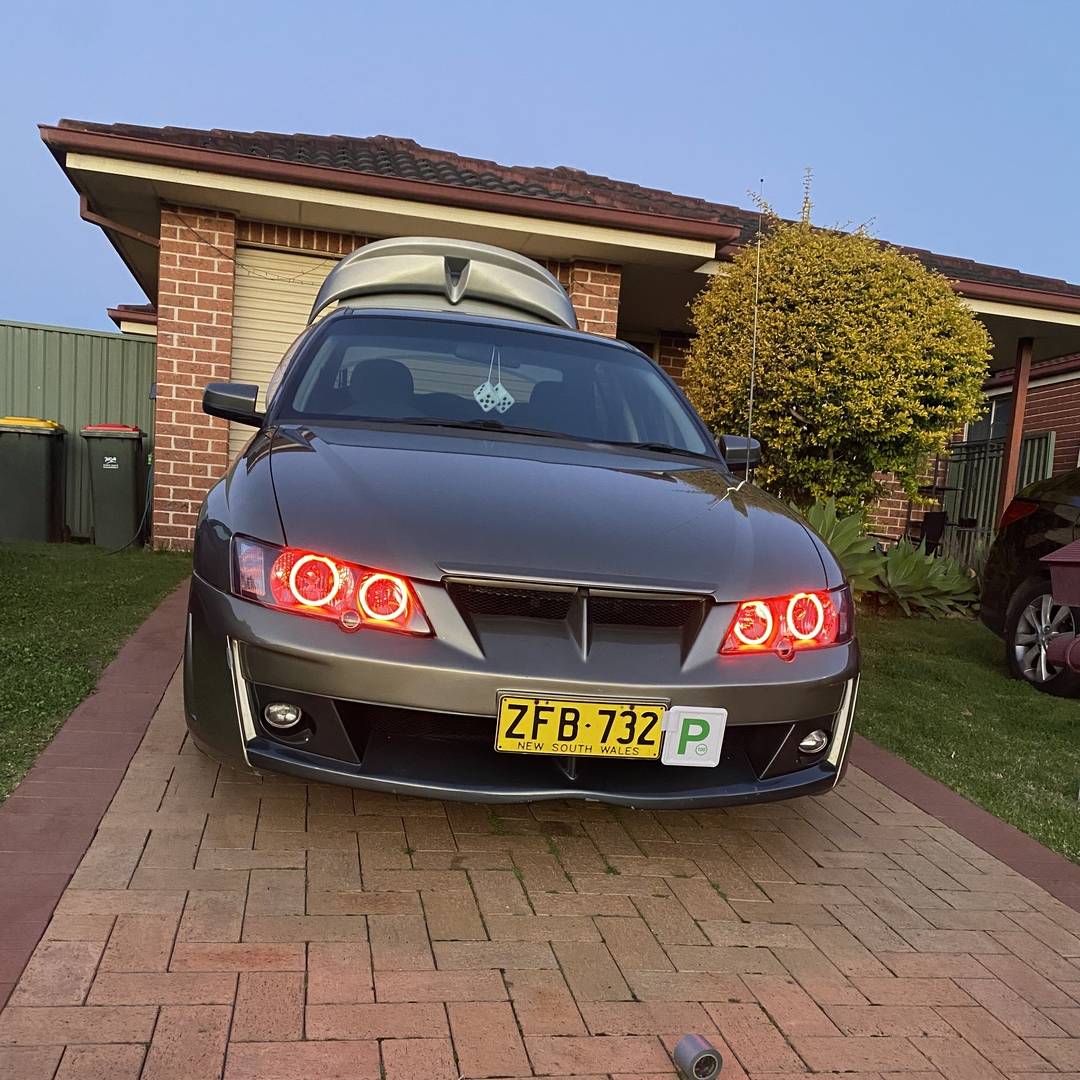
[447,583,573,621]
[589,595,703,627]
[447,580,707,632]
[334,699,832,782]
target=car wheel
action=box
[1004,577,1080,696]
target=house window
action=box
[967,397,1012,442]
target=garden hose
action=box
[104,461,154,555]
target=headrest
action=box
[348,357,415,401]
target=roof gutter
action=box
[53,164,157,297]
[951,278,1080,317]
[80,194,159,249]
[41,125,742,249]
[106,306,157,328]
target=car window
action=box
[264,327,314,410]
[274,314,712,456]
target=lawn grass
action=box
[856,612,1080,864]
[0,542,190,799]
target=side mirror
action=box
[203,383,263,427]
[717,434,761,470]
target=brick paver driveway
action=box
[2,672,1079,1079]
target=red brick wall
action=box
[568,261,620,337]
[865,460,949,540]
[866,474,917,539]
[1025,377,1080,475]
[539,259,572,291]
[235,221,370,255]
[658,332,692,381]
[152,207,236,550]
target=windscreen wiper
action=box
[601,440,717,460]
[394,421,714,457]
[395,417,567,440]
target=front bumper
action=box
[185,574,859,808]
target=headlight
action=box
[232,536,430,635]
[721,586,852,655]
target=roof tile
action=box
[55,119,1080,300]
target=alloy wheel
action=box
[1013,593,1075,684]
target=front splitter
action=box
[246,736,840,809]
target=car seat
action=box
[345,357,417,418]
[525,378,597,437]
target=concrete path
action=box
[2,670,1080,1077]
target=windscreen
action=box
[273,314,712,456]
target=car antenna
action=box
[746,178,764,481]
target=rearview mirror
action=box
[717,434,761,470]
[203,383,263,427]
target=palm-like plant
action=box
[799,498,881,592]
[796,498,977,616]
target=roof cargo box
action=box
[309,237,578,330]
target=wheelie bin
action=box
[0,416,65,542]
[81,424,146,548]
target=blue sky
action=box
[2,0,1078,330]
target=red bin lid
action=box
[81,423,142,435]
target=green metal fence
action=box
[0,320,155,540]
[941,431,1056,566]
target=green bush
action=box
[797,498,977,617]
[683,189,991,512]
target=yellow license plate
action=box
[495,696,665,759]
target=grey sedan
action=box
[184,238,858,807]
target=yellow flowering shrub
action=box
[683,213,991,509]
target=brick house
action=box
[42,119,1080,550]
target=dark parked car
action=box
[184,237,859,807]
[981,469,1080,695]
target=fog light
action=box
[264,702,302,730]
[798,729,829,755]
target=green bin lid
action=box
[0,416,64,434]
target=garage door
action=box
[229,246,339,457]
